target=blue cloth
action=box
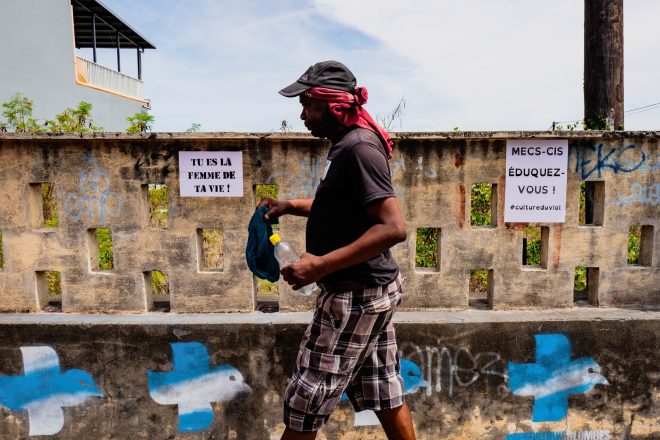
[245,206,279,282]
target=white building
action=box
[0,0,155,131]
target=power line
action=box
[625,101,660,113]
[551,99,660,128]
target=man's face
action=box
[299,95,333,139]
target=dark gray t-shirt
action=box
[306,127,399,286]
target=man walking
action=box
[261,61,416,440]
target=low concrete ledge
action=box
[0,311,657,438]
[0,307,657,325]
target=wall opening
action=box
[469,269,493,309]
[144,184,168,229]
[87,228,114,271]
[29,182,58,228]
[471,183,497,227]
[144,270,170,312]
[522,226,548,268]
[255,184,279,228]
[579,181,604,226]
[574,266,599,306]
[36,271,62,312]
[197,228,223,271]
[415,227,440,271]
[255,184,279,312]
[628,225,654,266]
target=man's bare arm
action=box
[259,198,314,220]
[281,197,406,289]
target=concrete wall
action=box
[0,132,657,439]
[0,132,656,313]
[0,311,656,439]
[0,0,146,132]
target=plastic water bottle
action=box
[269,233,317,296]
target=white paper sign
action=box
[179,151,243,197]
[504,139,568,222]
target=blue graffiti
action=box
[63,151,122,223]
[506,431,610,440]
[148,342,251,432]
[289,157,322,198]
[507,433,565,440]
[0,346,101,436]
[572,143,646,179]
[341,359,428,402]
[508,334,608,422]
[613,182,660,207]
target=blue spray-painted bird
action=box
[0,346,102,436]
[344,359,429,427]
[148,342,252,432]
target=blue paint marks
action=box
[148,342,251,432]
[341,359,427,402]
[0,346,102,436]
[506,431,610,440]
[508,334,608,422]
[571,142,647,179]
[399,359,429,395]
[62,151,122,223]
[179,409,214,432]
[506,432,564,440]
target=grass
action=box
[148,184,168,229]
[42,183,58,227]
[470,183,492,226]
[47,271,61,296]
[152,270,169,296]
[97,228,113,270]
[416,228,438,268]
[255,184,279,295]
[628,225,641,264]
[202,228,223,270]
[522,226,541,266]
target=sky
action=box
[86,0,660,132]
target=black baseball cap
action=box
[279,60,357,97]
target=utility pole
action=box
[584,0,624,130]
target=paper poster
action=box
[504,140,568,222]
[179,151,243,197]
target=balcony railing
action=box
[75,57,146,103]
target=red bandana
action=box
[305,86,393,158]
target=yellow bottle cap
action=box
[269,233,281,245]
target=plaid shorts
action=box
[283,275,405,432]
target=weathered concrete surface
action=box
[0,311,656,439]
[0,132,657,313]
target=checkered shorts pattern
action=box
[283,275,404,432]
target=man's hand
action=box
[281,252,326,291]
[257,197,291,222]
[257,197,314,220]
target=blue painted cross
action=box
[148,342,251,432]
[508,334,608,422]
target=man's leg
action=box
[375,403,416,440]
[281,426,318,440]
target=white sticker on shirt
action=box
[321,159,332,181]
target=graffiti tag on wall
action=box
[62,151,122,223]
[613,182,660,207]
[398,343,509,398]
[571,143,651,179]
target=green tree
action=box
[185,122,201,133]
[1,92,44,132]
[126,112,154,133]
[46,101,101,132]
